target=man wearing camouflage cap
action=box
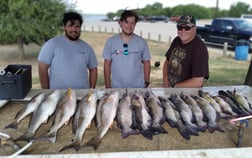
[163,15,209,88]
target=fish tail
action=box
[166,119,178,128]
[84,136,102,150]
[141,129,153,140]
[197,123,208,132]
[4,121,18,130]
[121,128,140,139]
[176,125,191,140]
[35,131,57,143]
[208,123,224,133]
[186,125,199,136]
[14,133,34,142]
[59,140,81,152]
[151,126,168,135]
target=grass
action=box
[0,31,250,88]
[82,31,250,87]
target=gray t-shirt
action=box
[38,35,98,89]
[102,34,151,88]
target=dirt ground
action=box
[0,87,252,156]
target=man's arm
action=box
[162,59,170,87]
[89,67,97,88]
[104,59,112,88]
[143,60,151,88]
[38,61,49,89]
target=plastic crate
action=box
[0,64,32,99]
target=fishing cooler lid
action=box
[0,64,32,100]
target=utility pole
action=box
[215,0,219,18]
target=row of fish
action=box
[1,88,252,152]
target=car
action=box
[196,18,252,50]
[241,14,252,24]
[169,16,180,23]
[146,15,168,23]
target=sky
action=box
[72,0,252,14]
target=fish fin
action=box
[35,131,57,143]
[87,122,92,129]
[85,136,102,150]
[4,121,18,130]
[59,140,81,152]
[109,121,116,129]
[121,128,140,139]
[151,126,168,135]
[64,119,71,126]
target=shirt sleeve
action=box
[38,39,55,65]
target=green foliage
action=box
[106,1,252,20]
[0,0,66,45]
[229,2,251,17]
[171,4,211,19]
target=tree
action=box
[0,0,66,60]
[172,4,211,19]
[228,2,251,17]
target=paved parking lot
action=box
[83,20,211,43]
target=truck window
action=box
[222,21,233,30]
[212,20,221,29]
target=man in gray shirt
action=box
[102,10,151,88]
[38,11,98,89]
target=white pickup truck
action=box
[241,14,252,23]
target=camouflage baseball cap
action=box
[177,15,196,27]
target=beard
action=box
[65,31,80,41]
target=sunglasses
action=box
[177,26,192,31]
[123,43,128,55]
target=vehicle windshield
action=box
[233,20,252,30]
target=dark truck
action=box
[196,18,252,50]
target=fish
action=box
[145,90,167,135]
[180,92,207,132]
[0,100,9,109]
[116,89,140,139]
[158,96,191,140]
[14,90,61,142]
[192,95,224,133]
[60,89,97,152]
[212,96,238,117]
[226,89,252,114]
[131,90,153,140]
[218,91,247,115]
[199,90,227,118]
[4,92,46,129]
[36,88,77,143]
[84,90,120,150]
[169,93,200,135]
